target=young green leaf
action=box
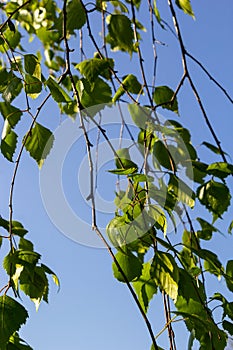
[133,262,157,313]
[0,295,28,346]
[112,249,143,282]
[153,86,179,114]
[107,14,134,54]
[175,0,195,18]
[228,220,233,234]
[24,123,54,168]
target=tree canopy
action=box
[0,1,232,349]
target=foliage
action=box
[0,0,232,349]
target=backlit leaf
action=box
[24,123,54,168]
[112,248,143,282]
[133,262,157,313]
[113,74,142,102]
[175,0,195,18]
[151,251,179,301]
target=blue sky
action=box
[0,1,233,349]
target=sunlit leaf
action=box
[24,123,54,168]
[113,74,142,102]
[133,262,157,313]
[151,251,179,301]
[112,248,143,282]
[175,0,195,18]
[7,332,33,350]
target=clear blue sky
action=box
[0,1,233,349]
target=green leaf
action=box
[0,218,28,236]
[107,14,134,54]
[128,103,151,129]
[168,174,195,208]
[153,140,175,171]
[1,129,17,161]
[18,238,34,251]
[0,296,28,347]
[202,141,228,156]
[151,251,179,301]
[115,148,138,170]
[175,0,195,18]
[197,180,231,218]
[78,77,112,109]
[196,217,218,240]
[46,76,72,103]
[0,28,21,50]
[133,262,157,313]
[225,260,233,292]
[75,58,114,82]
[148,205,167,235]
[222,320,233,336]
[153,0,164,28]
[112,249,143,282]
[19,266,48,310]
[41,263,60,290]
[66,0,86,33]
[228,220,233,234]
[24,74,42,98]
[113,74,142,102]
[24,54,41,80]
[7,332,33,350]
[153,86,178,113]
[24,122,54,168]
[2,76,23,103]
[206,162,233,179]
[108,167,138,175]
[0,102,22,128]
